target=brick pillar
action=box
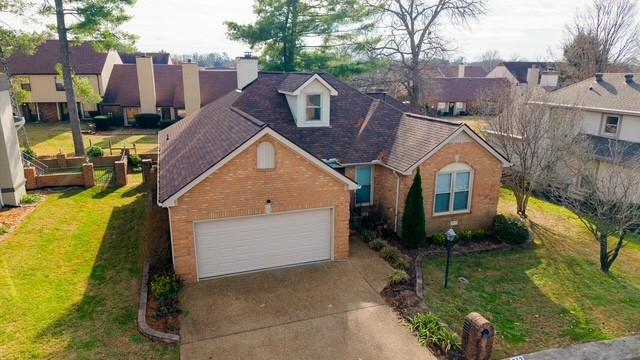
[141,159,152,183]
[24,167,37,190]
[56,153,67,168]
[115,160,128,186]
[461,312,494,360]
[82,163,95,188]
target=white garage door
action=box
[194,208,332,279]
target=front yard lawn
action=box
[422,189,640,358]
[21,122,158,156]
[0,185,177,359]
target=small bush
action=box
[360,228,378,243]
[456,229,474,243]
[87,145,104,158]
[368,238,388,251]
[135,113,161,128]
[409,313,461,353]
[22,148,37,159]
[20,193,40,204]
[494,214,529,245]
[150,273,181,301]
[128,154,142,168]
[394,254,411,270]
[432,232,447,246]
[93,115,112,131]
[0,225,8,235]
[159,119,178,129]
[388,269,409,285]
[380,245,402,263]
[472,228,487,241]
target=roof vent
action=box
[595,73,604,81]
[625,73,634,83]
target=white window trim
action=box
[305,94,323,122]
[355,165,374,207]
[433,164,474,216]
[600,114,621,138]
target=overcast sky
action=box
[4,0,592,61]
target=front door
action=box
[355,165,373,206]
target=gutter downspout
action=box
[393,170,400,231]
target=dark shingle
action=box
[426,77,510,103]
[7,40,109,75]
[118,52,171,64]
[499,61,553,83]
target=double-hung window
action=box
[602,115,620,137]
[306,94,322,121]
[434,166,472,214]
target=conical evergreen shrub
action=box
[401,168,427,248]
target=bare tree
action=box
[479,88,582,217]
[476,49,502,73]
[550,138,640,272]
[569,0,640,72]
[367,0,486,109]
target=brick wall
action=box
[348,140,502,236]
[167,134,352,284]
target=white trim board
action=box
[278,74,339,96]
[158,127,360,207]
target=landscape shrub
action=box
[87,145,104,158]
[409,313,461,353]
[432,232,447,246]
[401,168,427,248]
[150,273,182,319]
[494,214,529,245]
[128,153,142,170]
[368,238,388,251]
[388,269,410,285]
[93,115,112,131]
[394,254,411,271]
[472,228,487,241]
[380,245,402,264]
[360,228,378,243]
[360,211,383,230]
[456,229,474,243]
[135,113,161,128]
[159,119,178,129]
[22,148,37,159]
[20,193,40,204]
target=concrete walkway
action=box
[179,238,436,360]
[510,336,640,360]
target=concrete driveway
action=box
[179,239,435,360]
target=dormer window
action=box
[306,94,322,121]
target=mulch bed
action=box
[0,195,43,243]
[145,296,180,335]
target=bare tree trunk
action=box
[600,233,611,272]
[54,0,85,156]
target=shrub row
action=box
[150,273,182,319]
[409,313,461,354]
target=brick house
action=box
[157,56,510,283]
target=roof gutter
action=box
[529,101,640,117]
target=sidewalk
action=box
[508,336,640,360]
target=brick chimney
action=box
[0,77,27,206]
[182,59,201,116]
[135,56,156,114]
[236,52,259,90]
[526,65,540,86]
[458,64,465,78]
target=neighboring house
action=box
[0,77,27,207]
[102,58,236,124]
[441,64,488,78]
[7,40,121,122]
[157,56,510,283]
[118,51,172,65]
[486,61,559,89]
[425,77,510,116]
[537,72,640,195]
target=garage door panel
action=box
[195,209,332,279]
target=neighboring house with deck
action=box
[157,56,510,283]
[102,58,237,125]
[537,72,640,196]
[7,40,121,122]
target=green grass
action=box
[422,189,640,358]
[0,185,177,359]
[21,122,158,156]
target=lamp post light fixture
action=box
[444,228,456,288]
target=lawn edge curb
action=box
[138,261,180,344]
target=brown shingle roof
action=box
[425,77,510,103]
[158,92,264,202]
[277,73,314,93]
[499,61,554,83]
[102,65,236,108]
[543,73,640,114]
[118,52,171,64]
[158,72,471,202]
[443,65,488,78]
[7,40,109,75]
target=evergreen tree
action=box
[401,168,426,248]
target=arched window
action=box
[257,142,275,169]
[434,163,473,215]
